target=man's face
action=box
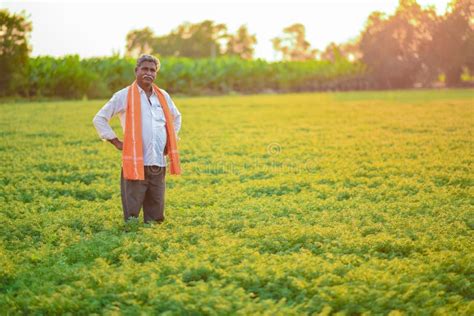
[135,61,157,86]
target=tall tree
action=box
[125,21,228,58]
[226,25,257,59]
[0,9,32,95]
[358,0,437,88]
[321,40,362,62]
[428,0,474,86]
[125,27,155,58]
[321,43,344,62]
[272,23,317,61]
[155,20,228,58]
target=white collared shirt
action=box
[92,85,181,167]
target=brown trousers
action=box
[120,166,166,223]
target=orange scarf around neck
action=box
[122,81,181,180]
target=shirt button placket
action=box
[151,101,157,164]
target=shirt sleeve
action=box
[164,91,182,137]
[92,91,126,141]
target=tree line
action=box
[0,0,472,98]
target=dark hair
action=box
[136,54,161,71]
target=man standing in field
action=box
[93,54,181,224]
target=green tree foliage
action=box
[225,25,257,60]
[0,9,32,96]
[168,20,227,58]
[125,27,155,58]
[321,41,362,63]
[272,23,318,61]
[321,43,344,63]
[126,21,228,58]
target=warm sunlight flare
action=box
[3,0,451,60]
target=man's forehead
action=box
[139,61,157,69]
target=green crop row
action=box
[20,55,368,99]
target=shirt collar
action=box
[137,84,156,96]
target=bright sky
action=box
[1,0,450,61]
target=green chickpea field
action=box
[1,89,473,315]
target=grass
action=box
[1,89,473,314]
